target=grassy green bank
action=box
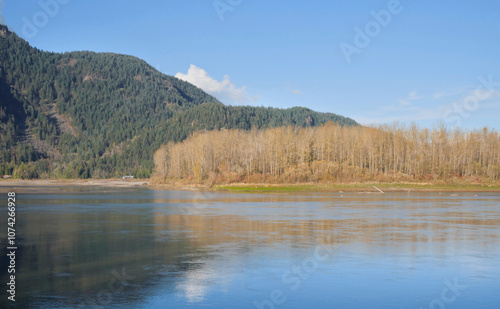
[213,183,500,193]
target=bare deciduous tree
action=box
[153,124,500,184]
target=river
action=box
[1,187,499,308]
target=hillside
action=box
[0,25,358,179]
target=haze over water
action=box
[1,187,499,308]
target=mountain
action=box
[0,25,358,179]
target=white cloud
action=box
[357,88,500,126]
[175,64,256,105]
[356,106,448,125]
[433,87,468,99]
[398,91,423,106]
[381,91,423,112]
[285,84,302,95]
[0,0,6,25]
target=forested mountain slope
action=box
[0,25,358,178]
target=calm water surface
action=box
[1,187,499,308]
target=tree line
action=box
[153,123,500,184]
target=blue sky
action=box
[1,0,500,129]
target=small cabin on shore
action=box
[122,175,134,180]
[2,175,12,179]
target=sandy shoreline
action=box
[0,179,149,188]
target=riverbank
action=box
[2,179,500,192]
[0,179,149,188]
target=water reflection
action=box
[0,188,499,308]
